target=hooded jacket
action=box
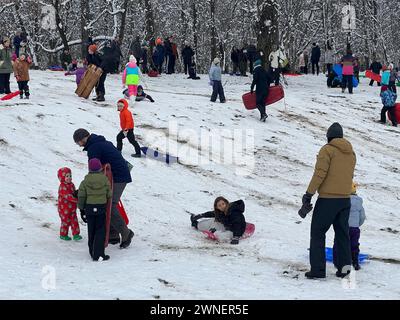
[307,138,356,198]
[83,134,132,184]
[57,167,78,213]
[122,61,140,85]
[118,99,134,130]
[13,57,32,81]
[78,172,112,210]
[349,194,366,228]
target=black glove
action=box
[73,190,78,198]
[80,209,87,223]
[302,192,313,205]
[250,89,254,94]
[298,203,313,219]
[190,214,199,229]
[209,228,216,233]
[231,236,240,245]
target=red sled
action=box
[103,163,129,247]
[365,70,381,82]
[242,85,284,110]
[1,91,21,101]
[148,70,159,77]
[388,103,400,124]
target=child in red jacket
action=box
[116,99,142,157]
[57,167,82,241]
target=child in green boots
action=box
[78,158,112,261]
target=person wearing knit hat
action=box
[250,59,272,122]
[122,55,140,100]
[209,57,226,103]
[78,158,112,261]
[333,181,366,271]
[88,44,97,53]
[300,122,356,279]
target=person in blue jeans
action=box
[209,58,226,103]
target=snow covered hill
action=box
[0,70,399,299]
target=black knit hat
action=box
[326,122,343,141]
[73,128,90,143]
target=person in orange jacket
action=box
[116,98,141,157]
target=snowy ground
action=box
[0,70,399,300]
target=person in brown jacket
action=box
[13,52,32,99]
[299,122,356,280]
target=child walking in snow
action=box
[333,182,366,270]
[190,197,246,245]
[57,167,82,241]
[122,55,140,100]
[209,58,226,103]
[65,60,86,87]
[13,52,32,99]
[78,158,112,261]
[116,98,142,157]
[379,85,398,127]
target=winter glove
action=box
[298,203,313,219]
[123,130,128,137]
[230,236,240,245]
[209,228,217,233]
[80,209,87,223]
[302,192,313,205]
[73,190,79,198]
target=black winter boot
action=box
[352,252,361,270]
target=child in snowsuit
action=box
[116,98,142,157]
[379,85,398,127]
[209,58,226,103]
[251,59,271,122]
[333,182,365,270]
[190,197,246,245]
[78,158,112,261]
[123,85,154,102]
[13,53,32,99]
[65,60,86,87]
[57,167,82,241]
[122,55,140,100]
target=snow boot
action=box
[73,234,83,241]
[93,255,110,262]
[305,271,326,279]
[120,230,134,249]
[96,93,105,102]
[261,114,268,122]
[131,153,141,158]
[230,236,240,245]
[109,237,120,245]
[60,235,72,241]
[336,270,351,278]
[352,252,361,270]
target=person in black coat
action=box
[247,44,257,74]
[73,129,135,248]
[188,62,200,80]
[311,43,321,75]
[251,59,272,122]
[181,42,195,74]
[231,46,239,74]
[190,197,246,244]
[369,60,382,86]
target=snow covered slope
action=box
[0,70,399,299]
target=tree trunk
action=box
[256,0,279,67]
[144,0,155,67]
[80,0,90,57]
[118,0,129,43]
[54,0,69,51]
[192,1,198,62]
[210,0,217,62]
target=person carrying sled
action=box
[209,57,226,103]
[378,85,398,127]
[298,122,356,279]
[13,52,32,99]
[190,197,246,245]
[86,44,109,102]
[333,182,365,271]
[116,99,142,157]
[122,55,140,100]
[78,158,112,261]
[251,59,271,122]
[57,167,82,241]
[73,129,134,248]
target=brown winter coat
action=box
[307,138,356,198]
[13,58,31,81]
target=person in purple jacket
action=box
[65,60,86,87]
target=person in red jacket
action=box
[116,99,141,157]
[57,167,82,241]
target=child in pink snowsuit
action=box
[122,55,140,99]
[57,167,82,241]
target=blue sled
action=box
[141,147,179,165]
[325,247,368,264]
[333,64,359,88]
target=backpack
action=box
[381,89,397,107]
